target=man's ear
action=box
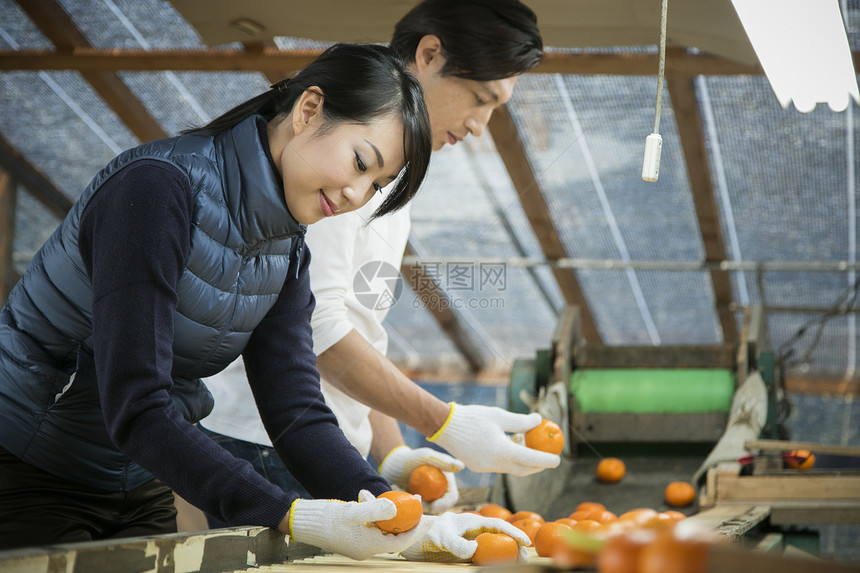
[413,34,443,74]
[292,87,324,135]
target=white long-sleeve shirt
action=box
[200,192,411,458]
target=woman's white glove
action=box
[288,490,433,560]
[428,403,561,476]
[401,512,531,563]
[378,446,463,514]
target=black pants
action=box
[0,446,177,551]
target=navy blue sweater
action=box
[76,133,388,528]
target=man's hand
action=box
[377,446,463,513]
[429,403,560,475]
[288,490,433,560]
[400,512,531,562]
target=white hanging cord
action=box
[642,0,668,182]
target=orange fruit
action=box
[555,517,578,528]
[408,464,448,502]
[568,510,592,521]
[575,501,606,514]
[585,509,618,524]
[596,457,626,483]
[524,419,565,454]
[618,507,659,525]
[374,490,422,533]
[571,519,601,534]
[664,481,696,507]
[534,521,572,557]
[508,510,544,524]
[661,510,687,522]
[598,528,658,573]
[641,512,677,531]
[471,532,520,565]
[787,449,816,470]
[638,531,708,573]
[510,518,542,544]
[478,503,512,520]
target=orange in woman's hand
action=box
[664,481,696,507]
[471,532,520,565]
[374,491,422,533]
[408,464,448,502]
[596,457,626,483]
[478,503,512,520]
[524,419,565,454]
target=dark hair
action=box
[390,0,543,81]
[186,43,431,219]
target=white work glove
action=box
[378,446,463,514]
[429,403,561,476]
[401,511,531,563]
[288,490,433,560]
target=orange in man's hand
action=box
[596,457,626,483]
[664,481,696,507]
[374,491,422,534]
[534,521,573,557]
[524,419,565,455]
[408,464,448,502]
[478,503,512,520]
[471,532,520,565]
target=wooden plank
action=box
[0,48,767,76]
[769,501,860,525]
[683,504,771,542]
[708,543,860,573]
[716,475,860,501]
[665,59,737,344]
[16,0,167,143]
[745,440,860,458]
[0,170,16,304]
[784,377,860,395]
[488,104,602,344]
[0,136,73,220]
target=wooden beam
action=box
[401,240,487,373]
[16,0,167,143]
[0,48,768,76]
[0,136,73,219]
[0,169,16,304]
[784,377,860,395]
[488,104,602,344]
[665,50,738,344]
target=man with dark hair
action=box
[201,0,557,522]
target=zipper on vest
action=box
[293,227,307,279]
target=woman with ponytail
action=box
[0,43,435,557]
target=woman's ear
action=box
[413,35,443,75]
[292,87,324,135]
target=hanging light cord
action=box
[653,0,669,134]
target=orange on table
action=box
[596,457,626,483]
[618,507,659,525]
[524,419,565,455]
[554,517,578,528]
[641,511,677,531]
[638,531,709,573]
[664,481,696,507]
[787,449,816,470]
[508,510,544,524]
[575,501,606,514]
[510,518,542,544]
[478,503,512,520]
[598,528,658,573]
[534,521,572,557]
[571,519,602,535]
[374,491,422,534]
[585,509,618,524]
[471,532,520,565]
[408,464,448,502]
[661,510,687,522]
[568,510,592,521]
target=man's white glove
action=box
[378,446,463,513]
[428,403,561,476]
[288,490,433,560]
[401,511,531,563]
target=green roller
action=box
[570,369,734,413]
